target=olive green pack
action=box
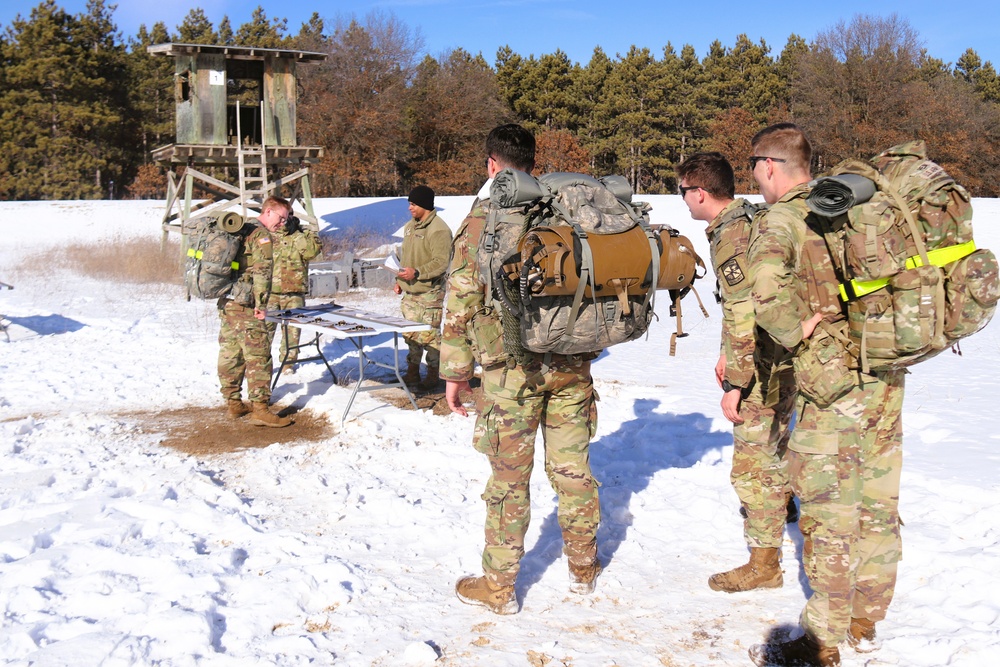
[184,213,245,300]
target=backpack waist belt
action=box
[839,240,977,301]
[187,247,240,271]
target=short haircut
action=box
[676,152,735,200]
[751,123,812,174]
[486,123,535,172]
[262,195,291,215]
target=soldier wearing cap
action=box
[395,185,452,389]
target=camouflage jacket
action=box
[440,198,488,382]
[235,223,274,309]
[706,198,760,389]
[271,225,321,294]
[747,184,845,351]
[397,211,453,295]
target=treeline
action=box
[2,2,1000,200]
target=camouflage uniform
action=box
[270,223,322,364]
[218,223,275,404]
[441,192,601,588]
[398,210,452,370]
[748,184,905,647]
[707,199,795,550]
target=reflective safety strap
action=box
[839,240,977,301]
[186,248,240,271]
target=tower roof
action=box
[147,42,327,63]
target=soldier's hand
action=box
[714,354,726,388]
[446,380,471,417]
[721,389,743,424]
[393,283,402,295]
[801,312,823,341]
[398,267,417,281]
[254,308,266,320]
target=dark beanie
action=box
[408,185,435,211]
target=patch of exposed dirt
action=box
[126,405,335,457]
[374,378,481,417]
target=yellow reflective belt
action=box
[185,249,239,270]
[839,240,977,302]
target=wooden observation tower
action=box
[148,42,327,240]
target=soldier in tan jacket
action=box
[394,185,452,389]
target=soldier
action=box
[218,195,293,428]
[745,124,905,667]
[442,124,601,614]
[270,212,322,374]
[394,185,453,390]
[676,152,797,594]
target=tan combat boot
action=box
[248,402,292,428]
[749,634,841,667]
[708,547,782,593]
[455,575,518,615]
[227,399,250,419]
[568,561,602,595]
[402,362,421,386]
[847,617,879,653]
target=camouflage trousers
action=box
[218,300,276,404]
[400,290,443,369]
[731,380,796,549]
[791,370,905,646]
[474,357,600,587]
[271,293,305,363]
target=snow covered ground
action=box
[1,194,998,667]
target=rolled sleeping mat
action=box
[514,225,701,297]
[806,174,877,217]
[491,168,546,208]
[219,211,245,233]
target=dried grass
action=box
[17,235,183,285]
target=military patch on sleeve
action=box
[721,257,745,286]
[259,236,271,245]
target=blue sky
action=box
[2,0,998,69]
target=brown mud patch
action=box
[126,405,335,457]
[372,378,481,417]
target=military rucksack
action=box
[480,169,704,360]
[806,140,999,371]
[184,212,246,300]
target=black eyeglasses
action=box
[749,156,787,170]
[678,184,700,197]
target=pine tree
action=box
[235,6,288,48]
[955,48,1000,103]
[571,47,613,174]
[660,42,709,177]
[593,46,671,193]
[519,50,578,131]
[176,9,217,44]
[0,0,128,199]
[292,12,327,52]
[217,16,234,46]
[126,22,174,170]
